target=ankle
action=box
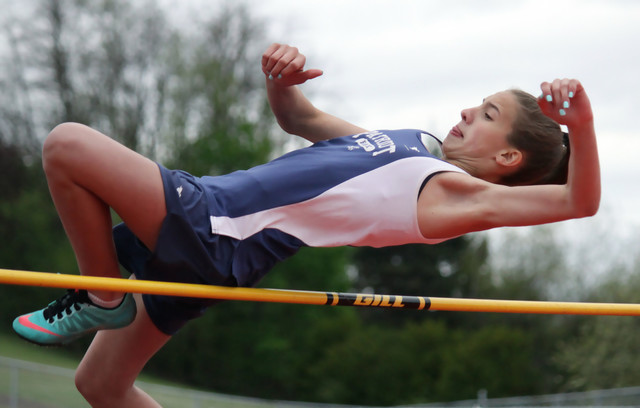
[88,292,124,308]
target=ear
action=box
[495,149,522,168]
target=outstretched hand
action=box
[538,78,593,129]
[262,43,323,87]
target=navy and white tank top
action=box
[201,129,465,249]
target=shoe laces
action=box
[43,289,91,323]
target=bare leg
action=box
[76,291,171,408]
[43,122,166,300]
[42,123,171,406]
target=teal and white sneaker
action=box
[12,290,137,346]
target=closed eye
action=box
[480,98,500,121]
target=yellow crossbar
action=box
[1,268,639,315]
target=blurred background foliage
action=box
[1,0,639,405]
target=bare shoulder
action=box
[417,172,491,239]
[419,171,490,206]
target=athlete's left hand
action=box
[538,78,593,129]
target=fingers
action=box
[262,43,305,79]
[261,43,323,86]
[538,78,592,127]
[539,78,581,118]
[261,43,280,75]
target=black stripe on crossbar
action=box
[325,292,431,310]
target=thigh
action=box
[49,123,167,250]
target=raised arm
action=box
[418,79,600,239]
[538,78,600,217]
[262,43,367,143]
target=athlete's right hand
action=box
[261,43,323,87]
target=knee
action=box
[75,367,102,404]
[75,368,124,406]
[42,122,90,174]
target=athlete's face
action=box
[441,91,520,181]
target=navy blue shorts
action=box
[113,164,238,335]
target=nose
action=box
[460,107,473,124]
